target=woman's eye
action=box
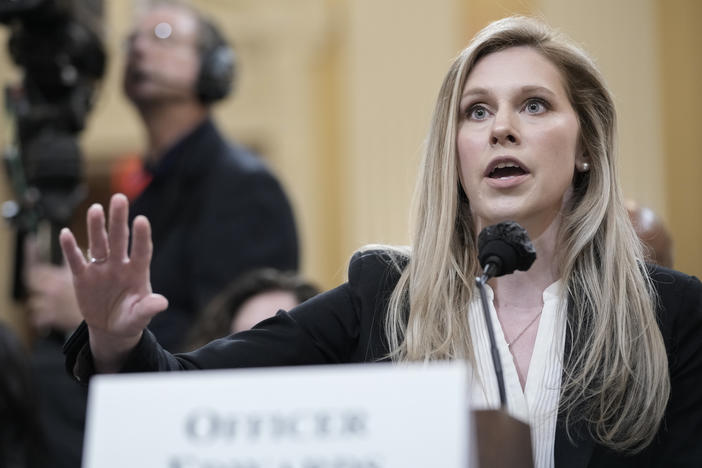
[524,99,547,114]
[467,105,489,120]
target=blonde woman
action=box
[61,16,701,467]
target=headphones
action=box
[195,18,236,104]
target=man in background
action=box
[23,2,299,466]
[117,1,298,351]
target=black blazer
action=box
[65,250,702,467]
[129,119,299,352]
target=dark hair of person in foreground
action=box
[186,269,320,350]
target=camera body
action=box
[2,0,105,291]
[2,0,105,223]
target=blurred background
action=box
[1,0,700,337]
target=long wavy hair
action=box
[383,16,669,452]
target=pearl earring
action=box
[580,162,590,172]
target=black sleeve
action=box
[64,249,400,383]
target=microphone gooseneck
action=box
[474,221,536,409]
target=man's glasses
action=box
[124,22,194,49]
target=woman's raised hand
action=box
[59,193,168,372]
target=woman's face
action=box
[456,46,583,237]
[230,290,299,334]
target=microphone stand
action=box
[475,263,507,408]
[472,263,533,468]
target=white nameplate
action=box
[83,362,471,468]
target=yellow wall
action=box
[539,0,668,219]
[1,0,700,334]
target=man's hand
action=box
[24,253,83,334]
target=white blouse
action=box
[467,281,567,468]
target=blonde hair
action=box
[383,16,669,452]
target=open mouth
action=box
[486,160,528,179]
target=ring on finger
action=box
[87,249,108,264]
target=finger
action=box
[108,193,130,262]
[130,215,153,272]
[87,203,109,262]
[59,228,87,275]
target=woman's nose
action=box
[490,111,520,146]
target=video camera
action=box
[1,0,105,295]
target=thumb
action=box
[133,293,169,323]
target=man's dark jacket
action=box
[131,118,299,352]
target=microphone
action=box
[478,221,536,280]
[474,221,536,409]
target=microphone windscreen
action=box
[478,221,536,277]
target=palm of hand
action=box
[73,257,155,338]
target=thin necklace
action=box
[506,311,543,348]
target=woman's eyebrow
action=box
[520,85,557,97]
[461,87,490,99]
[461,85,557,100]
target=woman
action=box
[61,16,701,467]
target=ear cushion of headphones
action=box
[197,45,236,104]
